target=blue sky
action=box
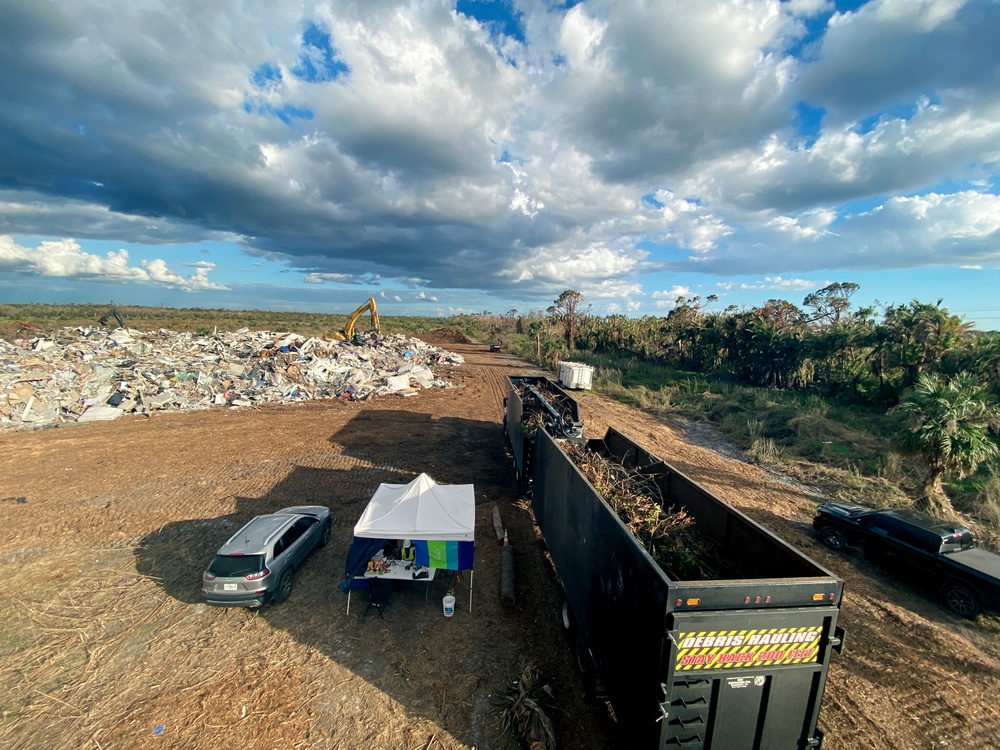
[2,0,999,327]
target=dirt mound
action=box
[419,327,472,345]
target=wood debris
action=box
[564,443,736,581]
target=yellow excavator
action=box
[325,297,380,342]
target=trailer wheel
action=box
[560,597,573,632]
[944,583,982,618]
[573,633,597,693]
[515,464,530,498]
[818,526,847,550]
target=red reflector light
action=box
[744,597,750,604]
[686,598,701,606]
[765,596,771,603]
[246,567,270,581]
[676,599,683,607]
[754,596,761,604]
[829,593,835,600]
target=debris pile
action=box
[0,327,465,431]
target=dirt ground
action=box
[2,337,1000,749]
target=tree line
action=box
[461,284,1000,518]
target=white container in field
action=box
[558,361,594,390]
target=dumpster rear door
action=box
[662,607,842,750]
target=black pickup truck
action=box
[813,502,1000,618]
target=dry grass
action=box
[0,546,315,749]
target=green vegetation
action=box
[892,373,1000,516]
[0,302,453,341]
[454,287,1000,533]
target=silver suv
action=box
[202,506,331,607]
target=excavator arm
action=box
[326,298,380,341]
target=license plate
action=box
[224,583,238,591]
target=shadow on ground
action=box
[134,410,611,749]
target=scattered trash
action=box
[0,328,464,431]
[2,496,27,504]
[153,725,166,737]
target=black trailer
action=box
[505,376,845,750]
[503,375,583,496]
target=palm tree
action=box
[882,300,971,392]
[892,373,1000,516]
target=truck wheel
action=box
[818,526,847,550]
[944,584,982,618]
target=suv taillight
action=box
[204,572,216,581]
[246,567,270,581]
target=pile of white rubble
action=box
[0,327,464,430]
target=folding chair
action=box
[365,581,391,619]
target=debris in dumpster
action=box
[0,327,464,431]
[563,442,738,581]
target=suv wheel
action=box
[273,569,294,604]
[944,583,982,618]
[818,526,847,550]
[319,519,332,548]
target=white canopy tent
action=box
[354,472,475,542]
[343,473,476,612]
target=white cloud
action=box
[0,0,998,316]
[498,241,642,287]
[652,286,692,308]
[682,94,1000,215]
[717,276,827,292]
[783,0,833,17]
[0,235,228,292]
[681,188,1000,277]
[304,272,352,284]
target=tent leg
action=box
[470,569,474,612]
[347,589,351,616]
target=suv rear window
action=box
[209,554,266,577]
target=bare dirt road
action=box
[2,336,999,749]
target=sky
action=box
[1,0,999,328]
